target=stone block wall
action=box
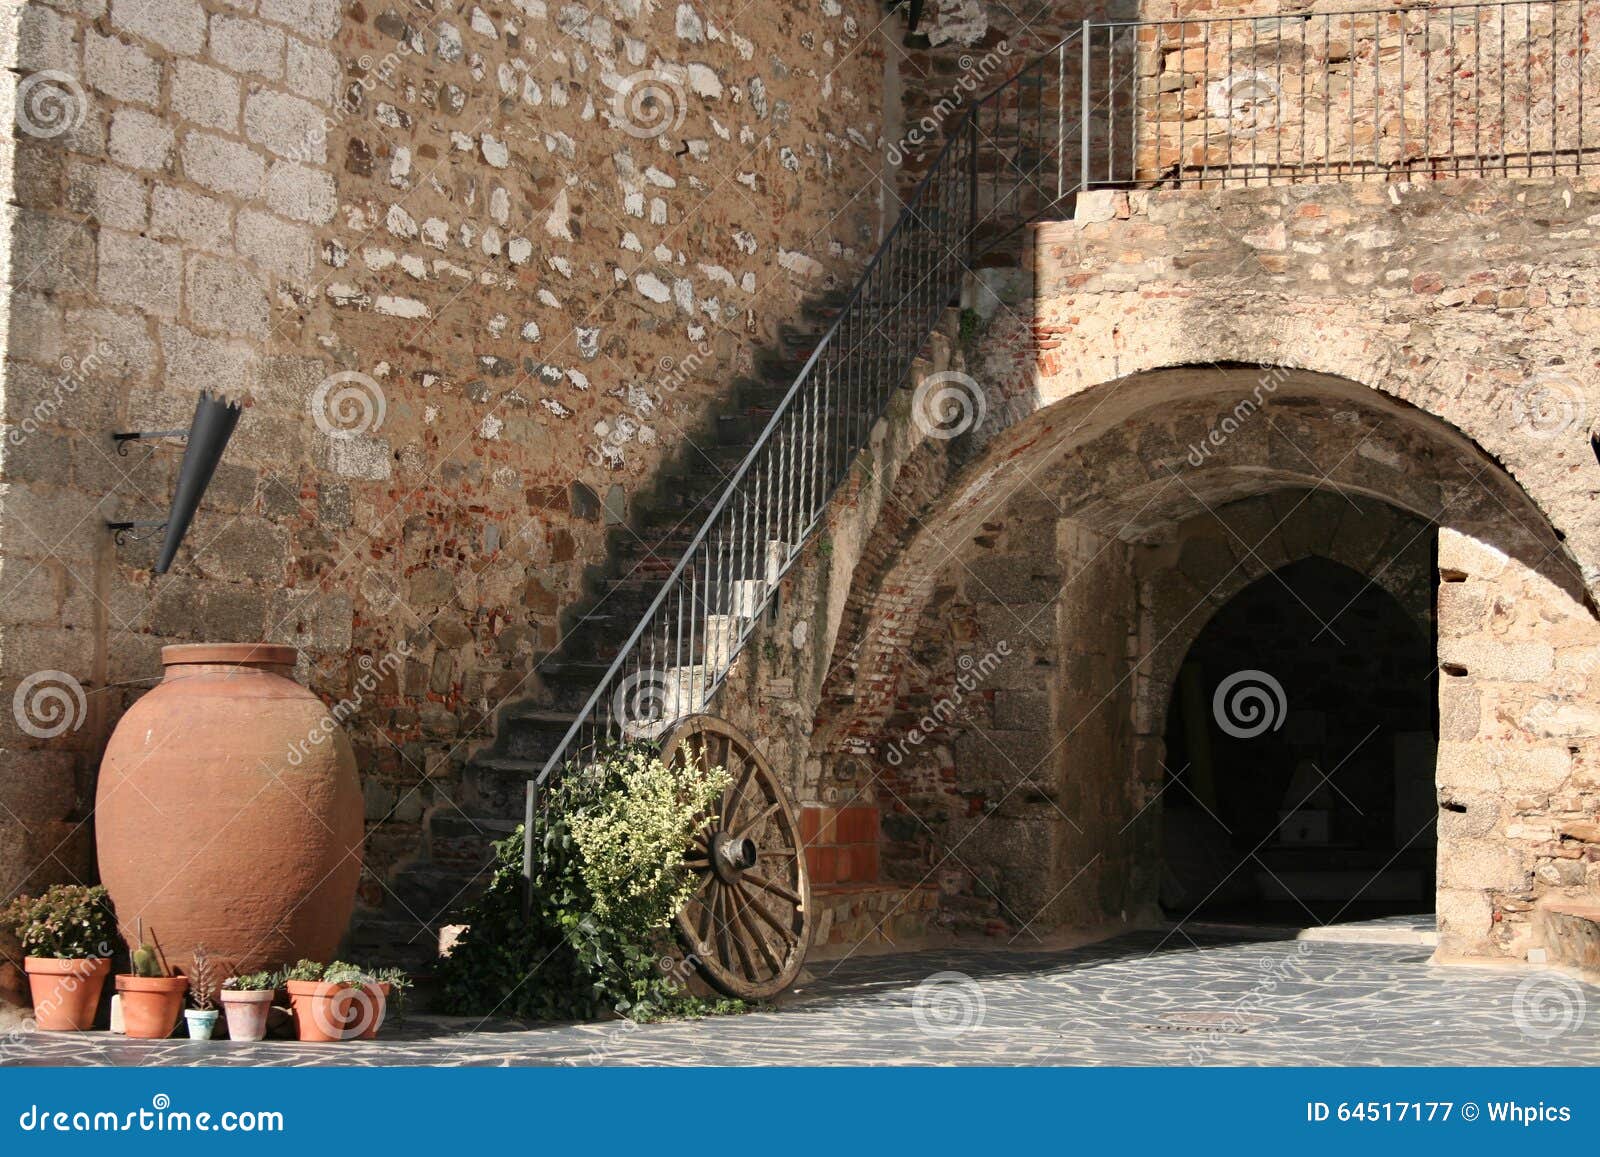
[0,0,893,979]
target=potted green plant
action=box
[345,964,411,1040]
[0,884,116,1031]
[115,924,188,1038]
[219,969,277,1042]
[283,959,352,1042]
[182,944,220,1040]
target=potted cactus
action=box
[115,925,188,1038]
[219,970,277,1042]
[0,884,116,1031]
[182,945,220,1040]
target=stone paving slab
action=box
[3,931,1596,1067]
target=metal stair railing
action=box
[525,0,1598,865]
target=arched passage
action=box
[805,361,1600,965]
[1161,556,1438,925]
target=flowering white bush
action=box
[568,745,730,929]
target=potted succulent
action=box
[116,924,189,1038]
[283,959,352,1042]
[182,945,220,1040]
[0,884,116,1031]
[219,969,277,1042]
[346,964,411,1040]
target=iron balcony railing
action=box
[527,0,1597,842]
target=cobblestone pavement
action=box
[5,924,1596,1067]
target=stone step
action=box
[1535,900,1600,978]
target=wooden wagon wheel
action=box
[661,715,811,1000]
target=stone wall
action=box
[0,0,892,984]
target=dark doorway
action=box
[1160,556,1438,925]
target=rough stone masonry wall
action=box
[0,0,890,984]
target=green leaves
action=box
[435,742,731,1023]
[0,885,116,959]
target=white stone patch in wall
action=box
[548,254,572,277]
[620,232,643,253]
[400,254,428,280]
[567,369,590,390]
[326,283,367,306]
[741,272,756,293]
[710,116,730,141]
[375,295,429,318]
[537,289,562,308]
[545,132,576,159]
[509,238,534,265]
[635,272,671,302]
[376,103,408,129]
[779,146,799,172]
[470,7,498,38]
[389,146,412,186]
[422,218,449,249]
[653,244,672,262]
[672,278,694,313]
[482,135,510,168]
[676,3,704,41]
[488,314,509,337]
[386,205,418,238]
[498,63,517,95]
[748,77,768,118]
[521,320,541,341]
[513,0,547,20]
[546,188,576,240]
[549,82,569,109]
[576,327,600,359]
[624,191,645,217]
[779,249,824,278]
[732,230,757,255]
[730,31,754,61]
[644,167,675,188]
[322,240,348,268]
[329,434,392,480]
[424,405,438,424]
[523,76,543,105]
[451,130,474,151]
[491,187,511,225]
[479,414,504,439]
[698,263,735,288]
[437,22,464,61]
[649,198,667,225]
[541,398,573,418]
[737,172,757,191]
[436,260,471,280]
[686,63,722,99]
[482,227,502,255]
[364,247,396,270]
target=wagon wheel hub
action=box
[661,714,812,1001]
[712,830,759,881]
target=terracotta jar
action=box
[23,957,110,1031]
[95,644,363,977]
[116,974,188,1038]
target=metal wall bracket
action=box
[112,430,189,456]
[105,520,168,545]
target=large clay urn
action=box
[96,644,363,976]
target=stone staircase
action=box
[350,284,892,970]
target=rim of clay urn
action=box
[161,644,298,668]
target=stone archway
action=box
[807,363,1600,965]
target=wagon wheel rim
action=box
[663,715,811,1000]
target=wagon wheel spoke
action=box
[744,868,802,906]
[662,714,812,1000]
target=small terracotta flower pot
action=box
[219,989,275,1042]
[116,975,189,1039]
[346,981,390,1040]
[24,957,110,1031]
[285,980,354,1042]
